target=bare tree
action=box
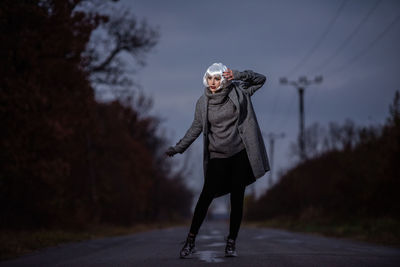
[81,3,159,100]
[341,119,358,150]
[304,122,326,158]
[325,121,341,151]
[323,119,359,151]
[388,90,400,127]
[290,122,327,161]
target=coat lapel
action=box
[203,94,208,132]
[228,85,240,112]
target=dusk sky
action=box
[95,0,400,209]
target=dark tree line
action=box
[289,118,382,161]
[246,91,400,222]
[0,0,192,229]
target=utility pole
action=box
[279,76,323,161]
[267,132,285,187]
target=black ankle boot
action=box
[179,234,196,258]
[225,238,237,257]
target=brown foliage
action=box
[0,0,192,229]
[247,91,400,222]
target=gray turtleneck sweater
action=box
[205,85,245,159]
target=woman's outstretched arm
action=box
[166,99,203,156]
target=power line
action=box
[329,12,400,75]
[310,0,382,73]
[287,0,348,77]
[275,0,347,132]
[305,0,389,124]
[305,0,382,126]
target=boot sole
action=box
[179,249,196,259]
[225,252,238,257]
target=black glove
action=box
[165,146,178,157]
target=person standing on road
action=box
[165,62,270,258]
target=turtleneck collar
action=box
[205,84,233,105]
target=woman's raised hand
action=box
[223,68,234,81]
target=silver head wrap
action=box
[202,63,231,90]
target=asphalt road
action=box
[1,221,399,267]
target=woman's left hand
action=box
[223,68,234,80]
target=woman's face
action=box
[207,75,221,93]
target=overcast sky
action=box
[98,0,400,209]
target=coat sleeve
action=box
[174,98,203,153]
[232,70,267,96]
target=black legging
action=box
[189,149,253,240]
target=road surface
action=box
[1,221,399,266]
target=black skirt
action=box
[204,148,256,198]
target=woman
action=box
[165,63,270,258]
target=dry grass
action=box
[244,217,400,247]
[0,221,185,261]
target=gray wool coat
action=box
[174,69,270,180]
